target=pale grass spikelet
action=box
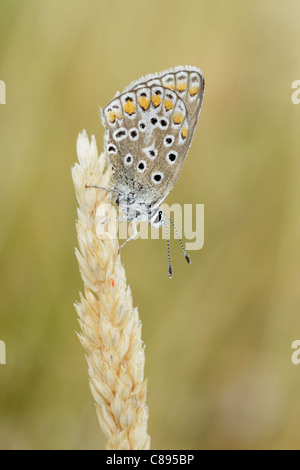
[72,130,150,450]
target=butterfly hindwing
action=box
[103,66,204,206]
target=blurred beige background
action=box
[1,0,300,450]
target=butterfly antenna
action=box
[167,215,191,265]
[163,218,173,279]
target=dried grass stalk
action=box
[72,130,150,450]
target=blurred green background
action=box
[1,0,300,450]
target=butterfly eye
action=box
[150,209,164,228]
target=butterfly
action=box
[88,66,205,277]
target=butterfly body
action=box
[115,191,154,223]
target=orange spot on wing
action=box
[181,126,188,138]
[177,83,187,92]
[152,95,162,107]
[165,99,174,110]
[165,83,175,90]
[189,86,199,96]
[173,111,184,124]
[109,277,115,287]
[124,100,136,115]
[115,111,122,119]
[138,96,150,110]
[107,111,115,123]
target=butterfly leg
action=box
[85,184,119,194]
[119,220,138,252]
[100,216,128,225]
[149,209,173,278]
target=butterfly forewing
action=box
[103,66,204,206]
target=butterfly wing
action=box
[102,66,204,207]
